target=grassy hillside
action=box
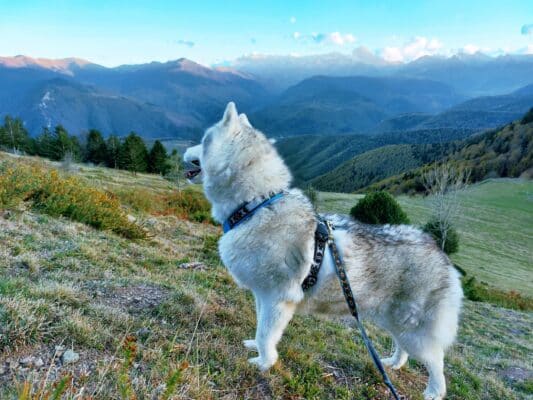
[0,153,531,399]
[316,179,533,296]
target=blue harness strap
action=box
[222,192,285,233]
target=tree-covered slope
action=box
[366,118,533,194]
[276,128,475,185]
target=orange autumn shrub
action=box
[0,161,145,239]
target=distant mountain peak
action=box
[0,55,96,75]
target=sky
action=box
[1,0,532,67]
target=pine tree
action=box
[119,132,149,174]
[148,140,170,175]
[106,135,121,168]
[0,116,32,153]
[85,129,108,165]
[36,127,56,159]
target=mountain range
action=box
[0,53,532,158]
[232,52,533,95]
[0,55,269,139]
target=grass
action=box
[0,152,532,399]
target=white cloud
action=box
[352,45,386,65]
[462,44,480,54]
[293,31,357,46]
[176,39,195,48]
[516,44,533,54]
[381,36,442,62]
[329,32,356,45]
[290,16,296,24]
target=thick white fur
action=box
[184,103,463,400]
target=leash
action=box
[324,220,401,400]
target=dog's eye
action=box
[192,159,200,166]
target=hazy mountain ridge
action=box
[252,75,464,136]
[234,52,533,95]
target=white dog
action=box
[184,102,463,400]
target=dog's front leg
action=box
[243,294,262,351]
[248,298,296,371]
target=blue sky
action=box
[1,0,532,66]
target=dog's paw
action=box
[248,356,275,372]
[381,356,406,370]
[423,388,445,400]
[243,339,258,351]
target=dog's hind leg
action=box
[248,299,296,371]
[381,337,408,370]
[421,348,446,400]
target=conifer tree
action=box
[148,140,170,175]
[36,127,56,159]
[0,116,32,153]
[119,132,148,174]
[85,129,108,165]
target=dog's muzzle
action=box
[185,159,201,179]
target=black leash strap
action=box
[325,221,401,400]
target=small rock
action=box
[61,349,80,365]
[34,358,44,368]
[0,365,6,375]
[20,356,34,366]
[136,327,151,340]
[179,262,206,270]
[127,214,136,223]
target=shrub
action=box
[423,218,460,254]
[462,276,532,311]
[350,191,409,225]
[114,186,214,224]
[165,189,212,219]
[0,161,146,239]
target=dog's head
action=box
[183,102,291,220]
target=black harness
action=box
[223,197,401,400]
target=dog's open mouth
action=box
[185,159,201,179]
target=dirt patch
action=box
[499,366,533,382]
[86,281,170,315]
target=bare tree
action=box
[165,150,184,190]
[423,163,470,252]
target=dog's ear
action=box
[239,113,252,128]
[222,102,239,130]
